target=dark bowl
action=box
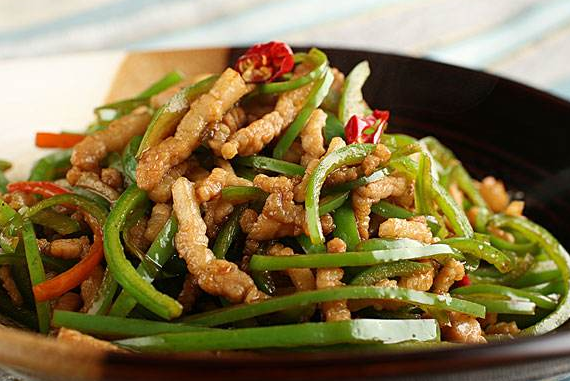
[1,47,570,381]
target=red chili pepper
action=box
[8,181,71,199]
[235,41,295,83]
[33,213,104,302]
[35,132,85,148]
[344,110,390,144]
[455,274,471,288]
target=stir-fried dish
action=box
[1,42,569,353]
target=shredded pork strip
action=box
[378,216,434,244]
[269,243,315,291]
[147,162,189,203]
[208,106,248,156]
[317,238,351,322]
[57,328,125,352]
[443,312,487,344]
[144,203,172,242]
[431,258,465,294]
[54,292,82,312]
[196,163,252,203]
[44,237,90,260]
[398,260,436,292]
[172,177,267,304]
[177,273,201,313]
[299,109,326,166]
[479,176,510,212]
[70,106,151,174]
[220,67,314,159]
[352,175,407,240]
[80,265,104,312]
[137,69,250,191]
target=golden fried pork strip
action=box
[317,238,351,322]
[70,107,151,173]
[137,69,249,191]
[172,177,267,304]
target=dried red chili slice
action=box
[235,41,295,83]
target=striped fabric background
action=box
[1,0,570,100]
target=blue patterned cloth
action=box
[1,0,570,99]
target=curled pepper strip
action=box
[235,41,295,83]
[8,181,70,198]
[273,69,334,159]
[305,143,375,244]
[103,184,182,320]
[489,214,570,335]
[256,48,329,94]
[33,214,104,302]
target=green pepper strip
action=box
[257,48,329,94]
[28,150,72,181]
[490,214,570,335]
[318,191,350,216]
[414,153,448,239]
[524,280,565,296]
[371,200,414,219]
[323,112,345,143]
[85,268,118,315]
[350,261,431,286]
[70,187,111,211]
[104,185,182,320]
[182,286,484,327]
[306,143,375,244]
[0,160,10,171]
[273,69,334,159]
[29,209,81,236]
[0,170,8,194]
[122,135,143,185]
[137,75,219,157]
[332,202,360,251]
[490,235,537,254]
[234,156,305,177]
[414,152,433,216]
[95,71,184,117]
[510,260,560,288]
[250,244,456,271]
[420,137,487,208]
[115,319,439,352]
[452,284,556,310]
[21,220,50,334]
[53,310,212,339]
[380,133,418,151]
[338,60,372,124]
[221,186,268,204]
[322,168,390,196]
[356,238,424,251]
[25,194,107,224]
[457,295,535,315]
[391,156,473,238]
[440,238,513,273]
[213,205,246,259]
[137,71,184,99]
[296,234,325,254]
